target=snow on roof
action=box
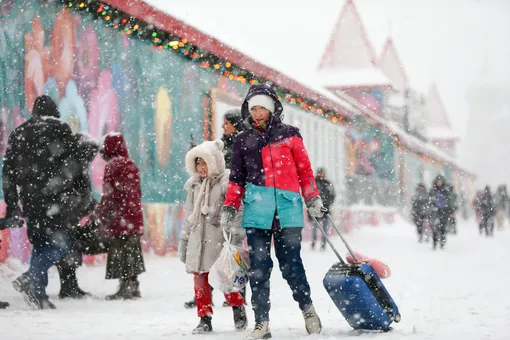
[317,68,392,88]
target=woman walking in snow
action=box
[220,83,326,339]
[95,133,145,300]
[179,139,248,334]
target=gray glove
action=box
[306,196,327,219]
[220,206,236,233]
[230,229,246,246]
[178,239,188,264]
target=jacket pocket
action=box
[276,190,304,227]
[241,185,276,229]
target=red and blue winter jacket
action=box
[224,84,319,229]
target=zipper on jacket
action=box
[265,134,279,221]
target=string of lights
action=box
[61,0,350,126]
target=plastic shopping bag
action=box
[209,231,249,293]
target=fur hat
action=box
[248,94,275,114]
[185,139,225,178]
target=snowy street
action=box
[1,218,509,340]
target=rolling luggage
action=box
[313,214,401,332]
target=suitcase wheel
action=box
[393,313,401,323]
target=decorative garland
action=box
[61,0,350,125]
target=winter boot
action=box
[105,279,128,300]
[245,321,271,340]
[233,305,248,331]
[302,305,322,334]
[184,297,197,309]
[192,316,213,334]
[12,276,56,310]
[127,277,141,299]
[57,266,90,299]
[0,301,9,309]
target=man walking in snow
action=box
[429,175,450,249]
[221,84,325,339]
[2,95,80,309]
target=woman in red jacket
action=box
[96,132,145,300]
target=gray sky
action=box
[147,0,510,142]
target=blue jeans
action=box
[24,228,71,298]
[246,218,312,322]
[311,217,329,246]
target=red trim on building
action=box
[104,0,352,117]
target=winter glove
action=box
[306,196,327,219]
[229,228,246,247]
[220,206,237,234]
[178,239,188,264]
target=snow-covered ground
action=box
[1,218,509,339]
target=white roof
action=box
[317,68,392,88]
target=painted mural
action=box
[0,1,249,262]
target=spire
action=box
[318,0,377,70]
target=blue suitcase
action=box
[313,215,401,332]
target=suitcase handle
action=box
[311,214,359,263]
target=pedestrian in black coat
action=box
[56,133,101,299]
[479,186,495,236]
[429,175,449,249]
[412,183,429,242]
[3,95,80,309]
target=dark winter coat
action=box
[221,132,239,169]
[446,186,458,215]
[2,95,79,243]
[480,191,495,217]
[224,84,320,229]
[316,177,335,209]
[429,184,450,223]
[412,189,429,218]
[96,133,144,238]
[68,134,99,223]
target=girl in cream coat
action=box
[179,139,247,334]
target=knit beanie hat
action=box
[248,94,275,114]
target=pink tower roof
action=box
[379,38,409,93]
[317,0,391,88]
[426,84,458,140]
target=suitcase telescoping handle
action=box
[311,214,359,263]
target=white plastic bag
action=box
[209,230,249,293]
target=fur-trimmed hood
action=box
[185,139,226,178]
